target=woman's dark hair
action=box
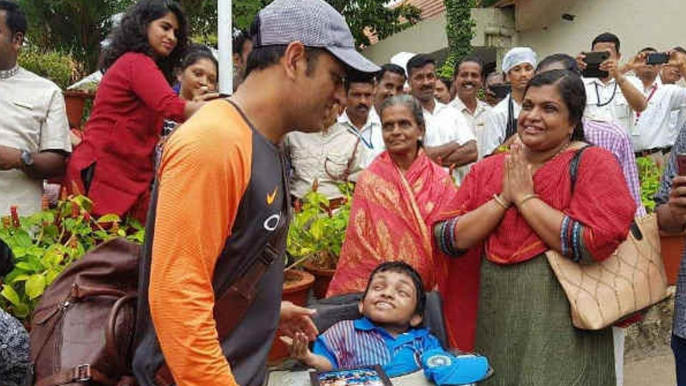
[363,261,426,317]
[436,77,451,91]
[100,0,189,83]
[524,69,586,142]
[179,44,218,73]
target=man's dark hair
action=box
[362,261,426,317]
[0,0,27,38]
[406,54,435,78]
[100,0,189,83]
[453,55,484,77]
[525,69,587,142]
[639,47,657,54]
[345,71,375,92]
[375,63,406,82]
[591,32,621,54]
[244,44,325,78]
[536,53,580,75]
[232,29,251,55]
[674,46,686,55]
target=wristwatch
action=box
[20,150,34,168]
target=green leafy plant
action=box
[0,195,144,322]
[636,156,663,213]
[439,0,477,79]
[286,182,353,271]
[18,47,80,90]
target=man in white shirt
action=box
[482,47,537,156]
[449,56,491,159]
[0,2,71,216]
[286,73,377,200]
[627,47,686,163]
[406,54,476,183]
[661,47,686,147]
[577,32,647,134]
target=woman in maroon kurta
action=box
[65,0,206,221]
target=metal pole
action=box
[218,0,233,94]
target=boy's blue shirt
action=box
[312,316,443,377]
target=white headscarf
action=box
[502,47,538,73]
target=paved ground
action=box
[625,288,677,386]
[625,348,675,386]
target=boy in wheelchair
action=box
[281,262,490,385]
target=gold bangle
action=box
[492,194,510,210]
[517,193,539,208]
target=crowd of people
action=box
[4,0,686,385]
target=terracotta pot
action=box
[63,90,94,130]
[303,261,336,299]
[660,231,685,285]
[268,270,315,363]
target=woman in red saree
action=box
[326,95,472,299]
[435,70,635,385]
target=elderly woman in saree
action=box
[434,69,636,385]
[326,94,465,297]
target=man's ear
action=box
[358,301,364,315]
[282,41,307,81]
[12,32,23,49]
[409,313,423,328]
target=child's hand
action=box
[280,332,314,362]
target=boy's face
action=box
[359,270,422,329]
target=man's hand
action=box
[576,53,588,71]
[278,301,318,341]
[600,57,622,80]
[0,146,21,170]
[668,176,686,225]
[622,52,649,74]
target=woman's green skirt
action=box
[475,255,615,386]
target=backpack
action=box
[30,238,140,386]
[30,230,281,386]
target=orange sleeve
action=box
[148,101,252,386]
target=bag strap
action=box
[568,145,592,192]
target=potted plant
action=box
[637,156,683,284]
[286,182,352,299]
[0,195,144,324]
[63,85,96,130]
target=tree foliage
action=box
[18,0,420,73]
[183,0,421,49]
[18,0,130,74]
[440,0,476,79]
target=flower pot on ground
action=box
[63,90,95,130]
[268,269,314,363]
[660,231,685,285]
[303,253,337,300]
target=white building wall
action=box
[516,0,686,61]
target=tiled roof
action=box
[404,0,447,19]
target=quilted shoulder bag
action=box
[545,146,669,330]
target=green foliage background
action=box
[440,0,477,79]
[18,0,420,74]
